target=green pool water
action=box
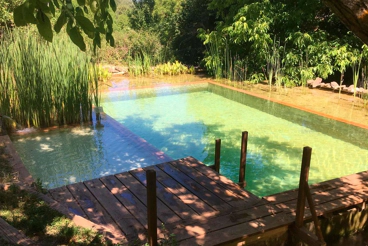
[102,83,368,196]
[11,83,368,196]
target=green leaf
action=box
[36,10,53,42]
[106,32,114,47]
[13,5,27,26]
[93,32,101,53]
[53,0,60,9]
[68,27,86,51]
[22,2,37,24]
[109,0,117,12]
[39,0,51,3]
[49,1,56,16]
[36,2,53,19]
[83,6,89,14]
[77,0,85,6]
[75,15,94,38]
[75,6,84,16]
[54,12,67,33]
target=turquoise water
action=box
[102,84,368,196]
[11,83,368,196]
[11,121,172,189]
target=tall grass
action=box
[0,28,95,128]
[204,36,248,82]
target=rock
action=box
[331,81,340,90]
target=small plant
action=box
[31,178,47,194]
[154,61,189,76]
[158,224,178,246]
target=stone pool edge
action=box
[0,134,35,186]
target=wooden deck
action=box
[47,157,368,245]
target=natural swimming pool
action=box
[11,83,368,196]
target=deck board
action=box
[99,175,151,229]
[149,165,217,216]
[130,168,195,220]
[157,161,232,211]
[48,185,86,218]
[48,157,368,245]
[66,182,120,232]
[115,171,181,224]
[84,178,146,237]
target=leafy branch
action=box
[13,0,117,52]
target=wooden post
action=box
[214,139,221,173]
[146,170,157,246]
[238,131,248,188]
[293,146,326,245]
[305,185,325,243]
[295,146,312,228]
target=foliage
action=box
[201,0,368,86]
[154,61,193,76]
[0,0,24,25]
[13,0,117,51]
[172,0,216,65]
[0,184,108,245]
[0,27,95,128]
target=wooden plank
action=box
[0,217,36,245]
[67,182,121,233]
[178,212,293,246]
[263,178,346,206]
[48,186,87,218]
[149,165,217,217]
[84,178,146,239]
[130,168,196,220]
[182,157,260,203]
[169,204,284,242]
[99,175,151,229]
[170,159,245,204]
[115,172,181,224]
[157,161,231,211]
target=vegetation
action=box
[0,27,97,129]
[0,143,111,245]
[13,0,117,52]
[199,0,368,87]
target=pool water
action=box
[11,83,368,196]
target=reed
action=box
[0,27,94,129]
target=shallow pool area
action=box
[11,83,368,196]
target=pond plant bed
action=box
[46,156,368,245]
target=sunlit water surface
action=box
[11,83,368,196]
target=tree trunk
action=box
[323,0,368,45]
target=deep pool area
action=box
[11,83,368,196]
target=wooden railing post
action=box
[214,139,221,173]
[295,146,311,227]
[238,131,248,188]
[146,170,158,246]
[293,146,326,246]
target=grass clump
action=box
[0,27,96,129]
[0,185,107,245]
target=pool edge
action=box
[209,81,368,130]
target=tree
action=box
[323,0,368,45]
[13,0,117,51]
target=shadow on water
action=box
[117,113,309,197]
